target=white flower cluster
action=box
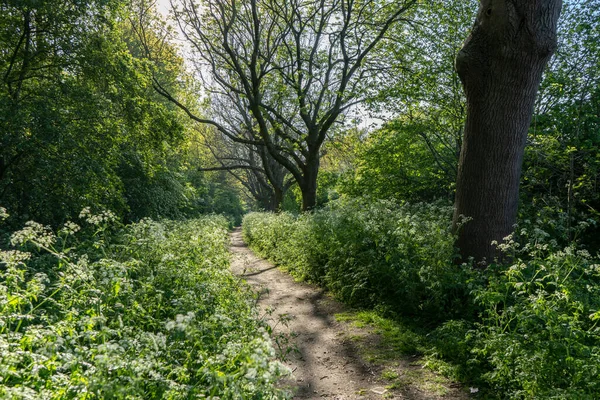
[95,259,131,291]
[0,250,31,267]
[0,206,8,220]
[491,233,521,253]
[10,221,56,248]
[576,249,591,259]
[61,254,94,284]
[79,207,117,226]
[59,221,81,236]
[165,311,196,332]
[0,215,290,399]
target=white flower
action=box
[79,208,117,225]
[0,250,31,266]
[60,221,81,235]
[576,249,591,259]
[11,221,56,247]
[79,207,92,219]
[245,368,257,380]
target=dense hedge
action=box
[242,198,600,399]
[1,210,288,399]
[243,198,471,319]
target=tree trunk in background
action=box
[274,186,284,211]
[301,184,317,211]
[300,157,320,211]
[452,0,562,264]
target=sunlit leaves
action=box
[1,214,288,398]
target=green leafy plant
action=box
[470,234,600,399]
[243,198,473,320]
[243,200,600,398]
[0,209,289,399]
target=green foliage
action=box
[337,120,454,202]
[336,311,423,356]
[119,153,188,221]
[316,170,341,207]
[522,0,600,249]
[198,173,246,227]
[0,0,224,227]
[243,200,600,398]
[469,236,600,399]
[329,1,477,206]
[243,198,473,320]
[1,0,132,224]
[358,0,476,197]
[0,210,288,399]
[421,233,600,399]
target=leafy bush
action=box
[336,119,456,203]
[244,200,600,398]
[0,208,288,399]
[425,233,600,399]
[243,198,473,320]
[468,235,600,399]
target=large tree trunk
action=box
[301,185,317,211]
[260,194,277,211]
[452,0,562,264]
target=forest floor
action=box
[229,228,471,400]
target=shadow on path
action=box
[241,264,279,277]
[229,228,383,399]
[228,227,468,400]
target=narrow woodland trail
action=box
[229,228,469,400]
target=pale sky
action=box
[156,0,171,17]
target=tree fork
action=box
[452,0,562,264]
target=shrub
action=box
[243,200,600,398]
[469,235,600,399]
[243,198,473,320]
[0,209,288,399]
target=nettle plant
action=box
[0,207,288,399]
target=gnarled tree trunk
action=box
[452,0,562,264]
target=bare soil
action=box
[229,228,470,400]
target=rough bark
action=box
[452,0,562,264]
[300,156,320,211]
[270,186,281,211]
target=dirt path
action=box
[229,228,469,400]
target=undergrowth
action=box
[0,207,289,399]
[243,198,473,320]
[242,198,600,399]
